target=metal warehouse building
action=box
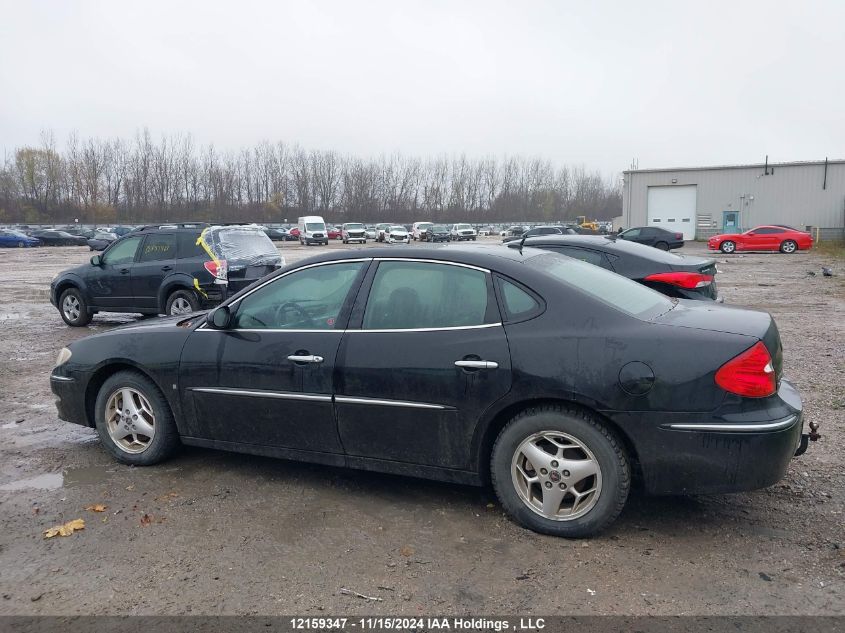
[621,159,845,240]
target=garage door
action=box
[647,185,696,240]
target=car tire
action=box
[491,405,630,537]
[58,287,92,327]
[719,240,736,254]
[780,240,797,254]
[165,289,200,315]
[17,241,25,248]
[94,370,180,466]
[654,241,669,251]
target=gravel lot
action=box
[0,238,843,616]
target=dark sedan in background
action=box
[51,244,809,538]
[508,235,718,300]
[502,225,577,243]
[30,230,88,246]
[618,226,685,250]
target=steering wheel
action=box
[274,301,314,328]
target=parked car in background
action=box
[387,225,410,244]
[297,216,329,245]
[51,244,810,538]
[376,223,391,242]
[263,227,288,241]
[30,230,88,246]
[87,231,119,251]
[477,227,494,236]
[341,223,367,244]
[65,227,96,239]
[364,226,377,240]
[502,225,577,244]
[617,226,684,250]
[500,225,527,237]
[112,226,135,237]
[412,222,434,241]
[0,228,40,247]
[427,224,451,242]
[327,226,343,240]
[708,225,813,254]
[450,223,477,241]
[508,235,719,300]
[50,224,284,325]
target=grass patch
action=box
[814,240,845,259]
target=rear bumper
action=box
[612,380,807,495]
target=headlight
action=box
[55,347,72,367]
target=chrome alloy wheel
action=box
[105,387,156,453]
[782,240,797,253]
[511,430,602,521]
[62,294,81,321]
[169,297,193,315]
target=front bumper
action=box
[50,371,89,427]
[614,380,809,495]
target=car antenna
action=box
[517,234,527,255]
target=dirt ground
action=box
[0,238,843,616]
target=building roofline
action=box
[623,158,845,175]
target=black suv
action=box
[51,223,283,326]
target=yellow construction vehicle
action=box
[575,216,601,231]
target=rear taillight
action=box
[204,259,228,281]
[674,233,683,239]
[644,272,714,289]
[714,341,776,398]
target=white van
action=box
[297,215,328,245]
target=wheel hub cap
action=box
[105,387,156,454]
[511,430,602,521]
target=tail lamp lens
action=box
[203,259,228,281]
[644,272,714,289]
[714,341,776,398]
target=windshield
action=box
[390,226,406,231]
[525,251,673,320]
[305,223,326,232]
[203,226,282,269]
[418,223,433,229]
[456,224,471,230]
[344,223,364,230]
[432,225,448,231]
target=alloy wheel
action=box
[511,430,602,521]
[62,295,81,321]
[105,387,156,453]
[782,240,796,253]
[170,297,193,315]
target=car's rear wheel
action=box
[59,287,92,326]
[780,239,797,254]
[654,241,669,250]
[17,241,25,248]
[720,240,736,254]
[166,289,199,315]
[491,405,629,537]
[94,370,180,465]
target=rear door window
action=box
[363,261,493,329]
[139,234,176,262]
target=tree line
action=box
[0,130,622,225]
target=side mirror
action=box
[746,232,755,236]
[208,305,232,329]
[90,255,102,266]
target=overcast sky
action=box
[1,0,843,174]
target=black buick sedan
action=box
[50,245,810,537]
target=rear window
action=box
[202,226,282,268]
[524,252,673,320]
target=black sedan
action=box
[30,230,88,246]
[508,235,718,300]
[427,224,451,242]
[617,226,685,250]
[50,245,809,537]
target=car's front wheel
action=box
[59,287,92,327]
[94,370,180,465]
[780,239,797,253]
[491,405,630,537]
[720,240,736,254]
[165,289,199,315]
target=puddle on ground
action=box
[0,464,115,491]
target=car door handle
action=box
[454,360,498,370]
[161,265,173,272]
[287,354,324,364]
[119,267,130,274]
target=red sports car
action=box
[327,226,342,240]
[708,225,813,254]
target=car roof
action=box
[513,234,692,263]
